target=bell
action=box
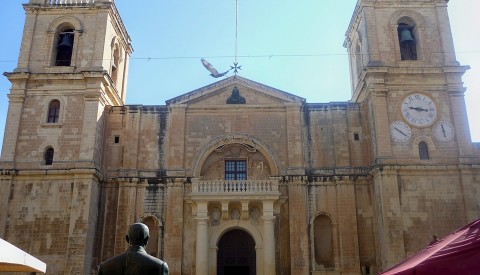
[400,28,415,43]
[57,33,73,49]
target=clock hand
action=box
[409,106,428,112]
[394,127,408,137]
[441,124,446,137]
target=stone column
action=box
[288,181,309,274]
[195,202,209,275]
[262,201,276,275]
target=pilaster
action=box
[435,3,458,65]
[0,177,13,237]
[288,180,309,274]
[285,103,304,173]
[448,89,474,162]
[113,179,139,255]
[167,105,187,176]
[372,167,405,271]
[363,5,382,65]
[78,92,104,166]
[65,174,101,273]
[0,93,25,164]
[163,179,185,274]
[368,88,393,162]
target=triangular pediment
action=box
[165,76,305,106]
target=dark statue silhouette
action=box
[226,86,246,104]
[98,223,169,275]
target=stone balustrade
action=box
[48,0,95,4]
[192,180,279,194]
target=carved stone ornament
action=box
[211,207,221,226]
[250,207,261,221]
[231,208,241,220]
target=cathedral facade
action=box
[1,0,479,274]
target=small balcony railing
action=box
[48,0,95,5]
[192,180,279,194]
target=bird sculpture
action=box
[201,59,230,78]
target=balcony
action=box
[47,0,95,5]
[190,179,280,200]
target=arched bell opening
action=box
[54,24,75,66]
[397,17,419,60]
[111,46,120,85]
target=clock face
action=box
[401,93,437,127]
[390,121,412,143]
[433,121,455,142]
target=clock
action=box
[390,121,412,143]
[401,93,437,127]
[433,121,455,142]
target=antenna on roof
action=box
[200,0,241,78]
[230,0,242,75]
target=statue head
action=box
[126,223,150,247]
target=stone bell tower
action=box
[344,0,479,271]
[344,0,472,163]
[0,0,132,273]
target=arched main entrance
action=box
[217,229,256,275]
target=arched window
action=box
[355,43,363,76]
[45,147,54,165]
[313,214,334,269]
[47,100,60,123]
[111,47,120,85]
[419,142,429,160]
[398,22,417,60]
[55,28,74,66]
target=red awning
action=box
[381,218,480,275]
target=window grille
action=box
[47,100,60,123]
[225,160,247,180]
[45,148,54,165]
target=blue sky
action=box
[0,0,479,156]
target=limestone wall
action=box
[0,175,100,274]
[306,103,371,169]
[103,106,168,177]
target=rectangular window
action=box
[47,100,60,123]
[225,160,247,180]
